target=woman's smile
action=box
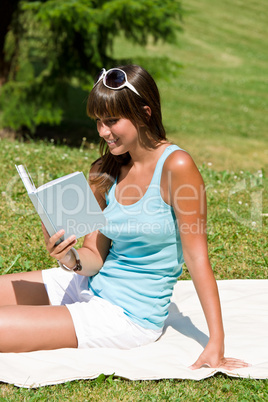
[106,138,119,146]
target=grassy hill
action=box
[111,0,268,173]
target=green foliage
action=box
[0,80,64,133]
[0,0,183,132]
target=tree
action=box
[0,0,183,133]
[0,0,19,84]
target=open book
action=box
[15,165,106,243]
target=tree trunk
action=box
[0,0,19,84]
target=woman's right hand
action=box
[41,223,77,266]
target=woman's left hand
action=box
[189,341,250,370]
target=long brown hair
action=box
[87,65,167,196]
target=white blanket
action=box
[0,280,267,388]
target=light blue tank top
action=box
[89,144,184,330]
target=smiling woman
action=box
[0,64,249,371]
[96,117,141,154]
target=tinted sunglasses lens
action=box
[105,69,126,88]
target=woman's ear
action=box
[143,106,151,119]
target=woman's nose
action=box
[97,122,111,138]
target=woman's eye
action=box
[107,118,119,125]
[95,117,119,126]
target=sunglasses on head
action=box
[93,68,141,97]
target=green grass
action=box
[110,0,268,173]
[0,139,266,279]
[0,0,268,399]
[0,375,267,401]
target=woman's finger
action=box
[189,356,210,370]
[219,358,251,370]
[54,241,78,262]
[45,229,65,248]
[190,357,250,371]
[50,236,77,259]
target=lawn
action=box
[0,0,267,399]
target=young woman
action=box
[0,65,248,370]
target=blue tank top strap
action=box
[150,144,182,187]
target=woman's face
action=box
[96,117,140,155]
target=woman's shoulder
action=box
[164,147,196,172]
[162,147,204,189]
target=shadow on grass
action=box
[33,120,99,148]
[28,84,100,147]
[1,84,100,148]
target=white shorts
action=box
[42,268,162,349]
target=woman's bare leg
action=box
[0,270,50,306]
[0,270,78,352]
[0,304,78,352]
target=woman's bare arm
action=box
[163,151,248,369]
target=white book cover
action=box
[15,165,107,242]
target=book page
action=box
[37,171,106,238]
[37,172,81,191]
